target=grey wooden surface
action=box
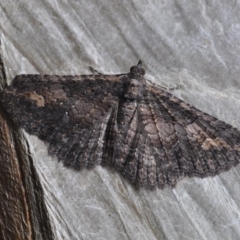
[1,1,240,239]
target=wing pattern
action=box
[1,62,240,189]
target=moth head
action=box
[129,60,145,76]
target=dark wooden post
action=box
[0,47,54,240]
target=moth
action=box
[1,61,240,189]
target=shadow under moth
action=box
[1,61,240,189]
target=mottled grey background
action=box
[1,1,240,239]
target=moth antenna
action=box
[137,60,142,68]
[145,77,184,91]
[89,66,103,75]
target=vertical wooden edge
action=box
[0,39,55,240]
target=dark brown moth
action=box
[1,61,240,189]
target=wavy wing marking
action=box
[131,86,240,188]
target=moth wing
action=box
[114,85,240,189]
[1,74,121,168]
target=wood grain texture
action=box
[0,52,54,240]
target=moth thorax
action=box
[123,78,143,101]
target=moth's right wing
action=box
[1,74,123,168]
